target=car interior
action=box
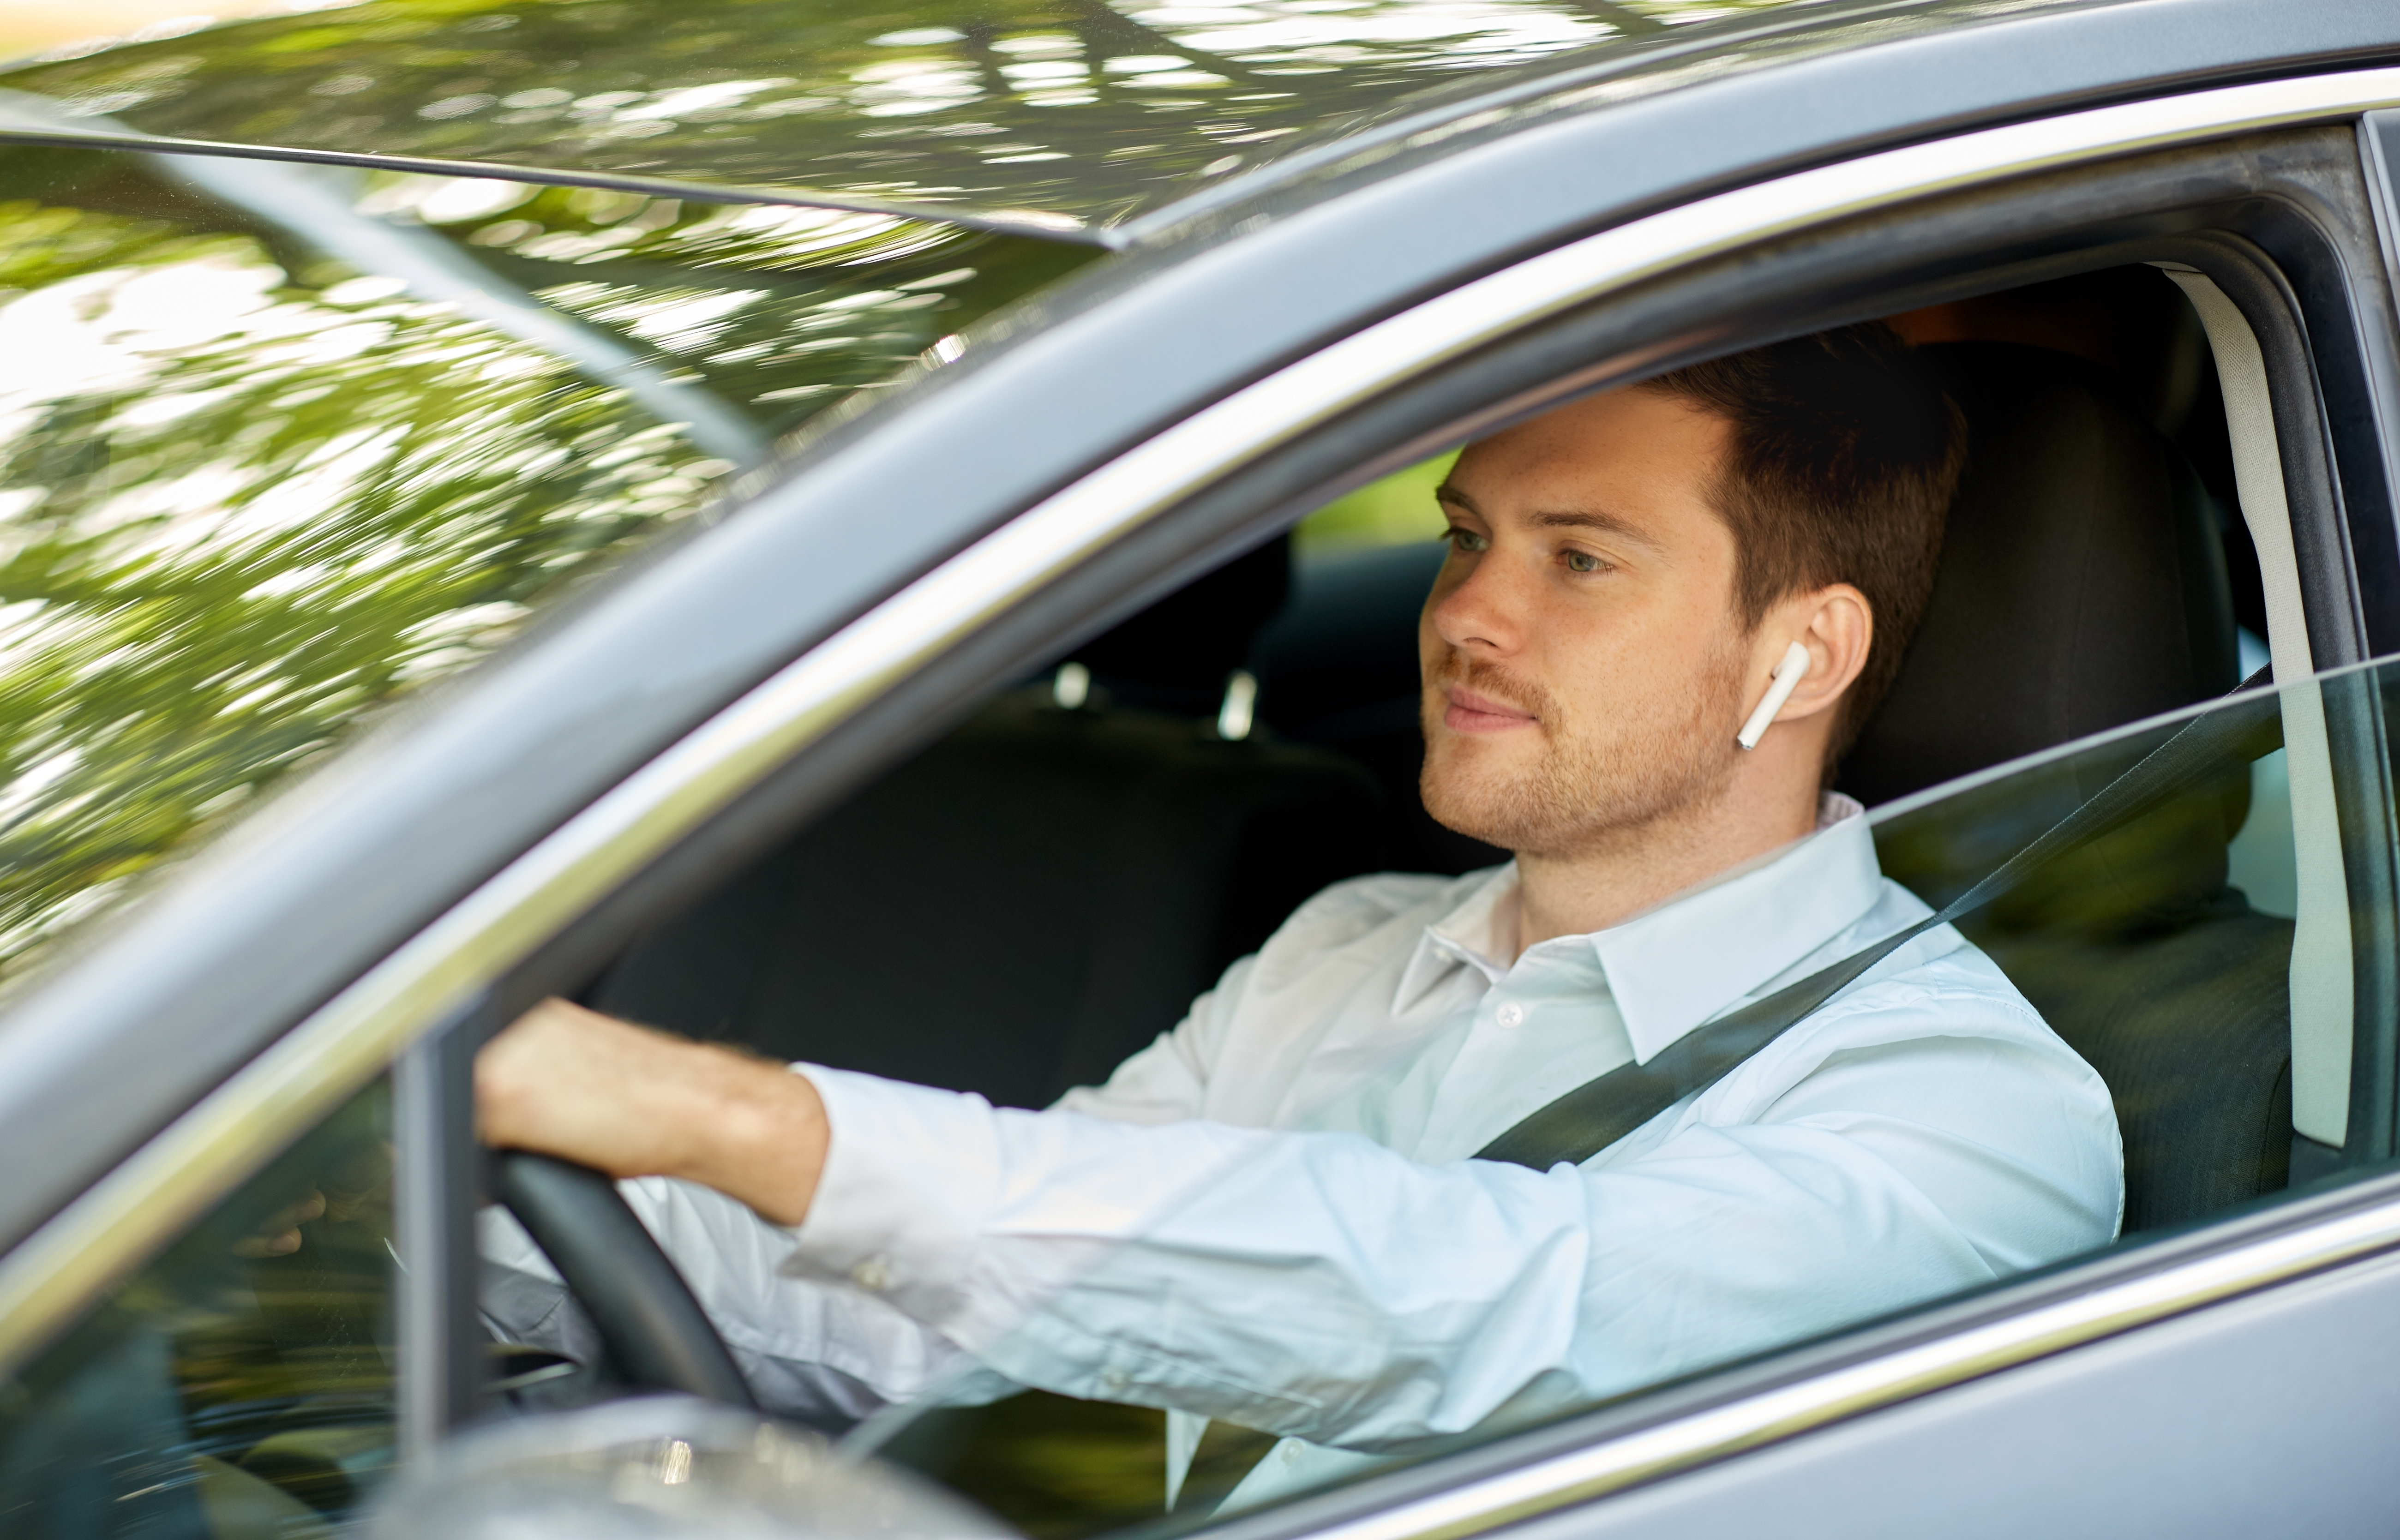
[583,263,2289,1228]
[534,262,2307,1534]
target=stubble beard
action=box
[1419,645,1752,858]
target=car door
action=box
[435,72,2400,1538]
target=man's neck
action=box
[1510,776,1826,956]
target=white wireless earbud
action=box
[1736,641,1813,750]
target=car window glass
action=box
[2225,630,2298,918]
[842,659,2385,1534]
[2228,743,2298,917]
[0,140,1085,985]
[0,1078,395,1536]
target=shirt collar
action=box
[1392,793,1885,1061]
[1600,792,1881,1062]
[1392,865,1518,1012]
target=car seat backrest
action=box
[1074,536,1289,719]
[1851,341,2290,1231]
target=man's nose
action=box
[1428,550,1524,656]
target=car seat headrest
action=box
[1841,341,2244,930]
[1841,341,2239,806]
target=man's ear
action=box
[1753,583,1872,726]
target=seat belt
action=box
[1476,667,2281,1171]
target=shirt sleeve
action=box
[598,1173,1007,1420]
[783,983,2119,1451]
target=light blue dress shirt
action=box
[482,796,2122,1510]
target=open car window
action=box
[545,264,2381,1531]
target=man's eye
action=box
[1447,528,1489,553]
[1564,550,1604,573]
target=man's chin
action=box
[1421,754,1542,849]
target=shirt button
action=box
[1495,1002,1524,1028]
[850,1256,892,1292]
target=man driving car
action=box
[477,322,2123,1505]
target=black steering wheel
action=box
[492,1151,758,1408]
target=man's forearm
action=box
[475,998,831,1226]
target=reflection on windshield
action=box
[835,663,2380,1533]
[0,0,1827,224]
[0,141,1087,981]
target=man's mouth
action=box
[1443,685,1538,734]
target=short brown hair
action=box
[1639,322,1964,764]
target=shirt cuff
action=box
[779,1064,1006,1330]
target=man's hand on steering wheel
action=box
[475,998,831,1227]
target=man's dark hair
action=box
[1639,321,1965,765]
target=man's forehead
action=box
[1470,383,1722,452]
[1441,388,1728,533]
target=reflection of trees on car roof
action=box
[0,0,1809,227]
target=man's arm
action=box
[771,997,2118,1451]
[479,975,2118,1451]
[476,998,832,1226]
[474,872,1446,1211]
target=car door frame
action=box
[389,69,2400,1497]
[382,64,2400,1506]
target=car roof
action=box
[0,0,2134,238]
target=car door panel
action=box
[1523,1246,2400,1539]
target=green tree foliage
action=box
[1294,447,1456,552]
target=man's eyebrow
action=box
[1530,509,1667,552]
[1434,485,1665,553]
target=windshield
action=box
[0,138,1088,983]
[783,655,2376,1533]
